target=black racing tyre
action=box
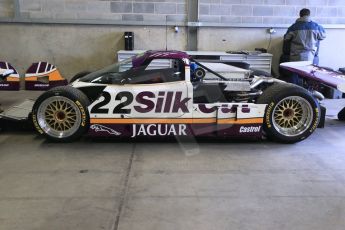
[32,86,90,142]
[257,83,320,143]
[69,71,91,83]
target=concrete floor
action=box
[1,91,345,230]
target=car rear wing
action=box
[25,62,68,90]
[0,62,20,91]
[0,61,68,91]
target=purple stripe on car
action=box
[87,123,263,139]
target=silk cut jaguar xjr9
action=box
[32,50,322,143]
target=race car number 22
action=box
[90,91,190,114]
[91,91,133,114]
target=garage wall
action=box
[0,0,13,18]
[0,24,187,78]
[0,1,345,79]
[198,27,345,76]
[198,0,345,25]
[7,23,345,79]
[14,0,345,25]
[18,0,187,22]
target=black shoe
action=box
[338,107,345,121]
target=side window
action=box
[130,58,185,84]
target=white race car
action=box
[31,50,321,143]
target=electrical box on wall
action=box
[267,28,276,34]
[124,32,134,51]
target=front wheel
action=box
[32,86,90,142]
[257,83,320,143]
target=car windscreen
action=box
[78,57,133,83]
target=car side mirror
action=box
[120,78,132,85]
[173,72,181,77]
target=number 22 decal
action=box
[91,91,133,114]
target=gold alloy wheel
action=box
[37,96,82,138]
[45,100,77,131]
[272,96,313,137]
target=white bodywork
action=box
[72,62,267,124]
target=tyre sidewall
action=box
[32,88,90,142]
[263,88,320,143]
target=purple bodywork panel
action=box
[280,62,345,93]
[132,50,190,68]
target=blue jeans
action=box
[288,54,318,86]
[289,73,303,86]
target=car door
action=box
[88,58,193,137]
[117,58,192,119]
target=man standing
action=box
[284,8,326,84]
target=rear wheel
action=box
[257,83,320,143]
[32,86,90,142]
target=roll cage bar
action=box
[190,58,232,81]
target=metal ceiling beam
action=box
[1,17,345,29]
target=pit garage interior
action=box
[1,1,345,230]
